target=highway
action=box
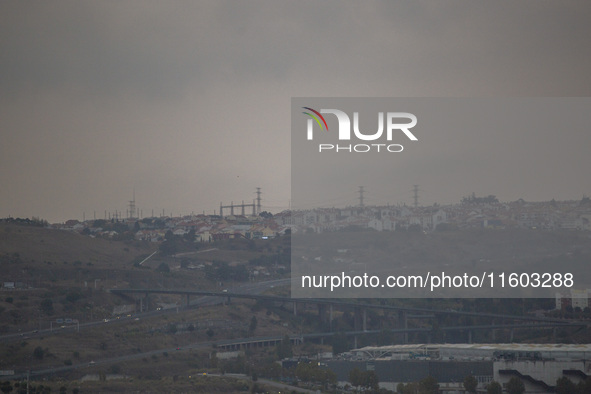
[0,278,290,343]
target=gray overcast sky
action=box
[1,1,591,223]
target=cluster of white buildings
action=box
[53,197,591,241]
[275,198,591,234]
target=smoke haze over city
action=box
[1,1,591,222]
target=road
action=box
[0,278,291,343]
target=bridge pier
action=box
[317,304,334,330]
[318,304,327,324]
[330,304,333,331]
[353,307,368,332]
[399,311,408,344]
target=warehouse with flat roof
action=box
[326,344,591,393]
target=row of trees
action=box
[0,217,48,227]
[295,362,337,390]
[395,375,591,394]
[396,376,439,394]
[394,375,505,394]
[464,375,503,394]
[348,368,380,391]
[556,376,591,394]
[203,261,249,282]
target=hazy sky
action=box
[1,1,591,223]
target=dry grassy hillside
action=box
[0,223,154,269]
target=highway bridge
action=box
[110,287,586,342]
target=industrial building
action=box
[327,343,591,393]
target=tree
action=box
[486,381,503,394]
[396,382,405,393]
[156,262,170,273]
[167,323,177,334]
[576,377,591,393]
[159,239,177,255]
[33,346,45,360]
[259,211,273,219]
[40,298,54,315]
[348,368,364,388]
[93,219,107,228]
[331,332,349,354]
[365,370,379,391]
[184,228,196,242]
[463,374,478,393]
[396,382,421,394]
[320,368,337,389]
[264,362,282,379]
[295,362,313,382]
[180,258,190,269]
[506,377,525,394]
[419,376,439,394]
[0,381,13,394]
[65,290,82,303]
[276,335,293,359]
[556,376,576,394]
[348,368,379,391]
[248,316,257,335]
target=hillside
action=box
[0,223,154,269]
[1,223,591,392]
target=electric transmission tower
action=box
[358,186,365,208]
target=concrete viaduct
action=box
[110,288,585,344]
